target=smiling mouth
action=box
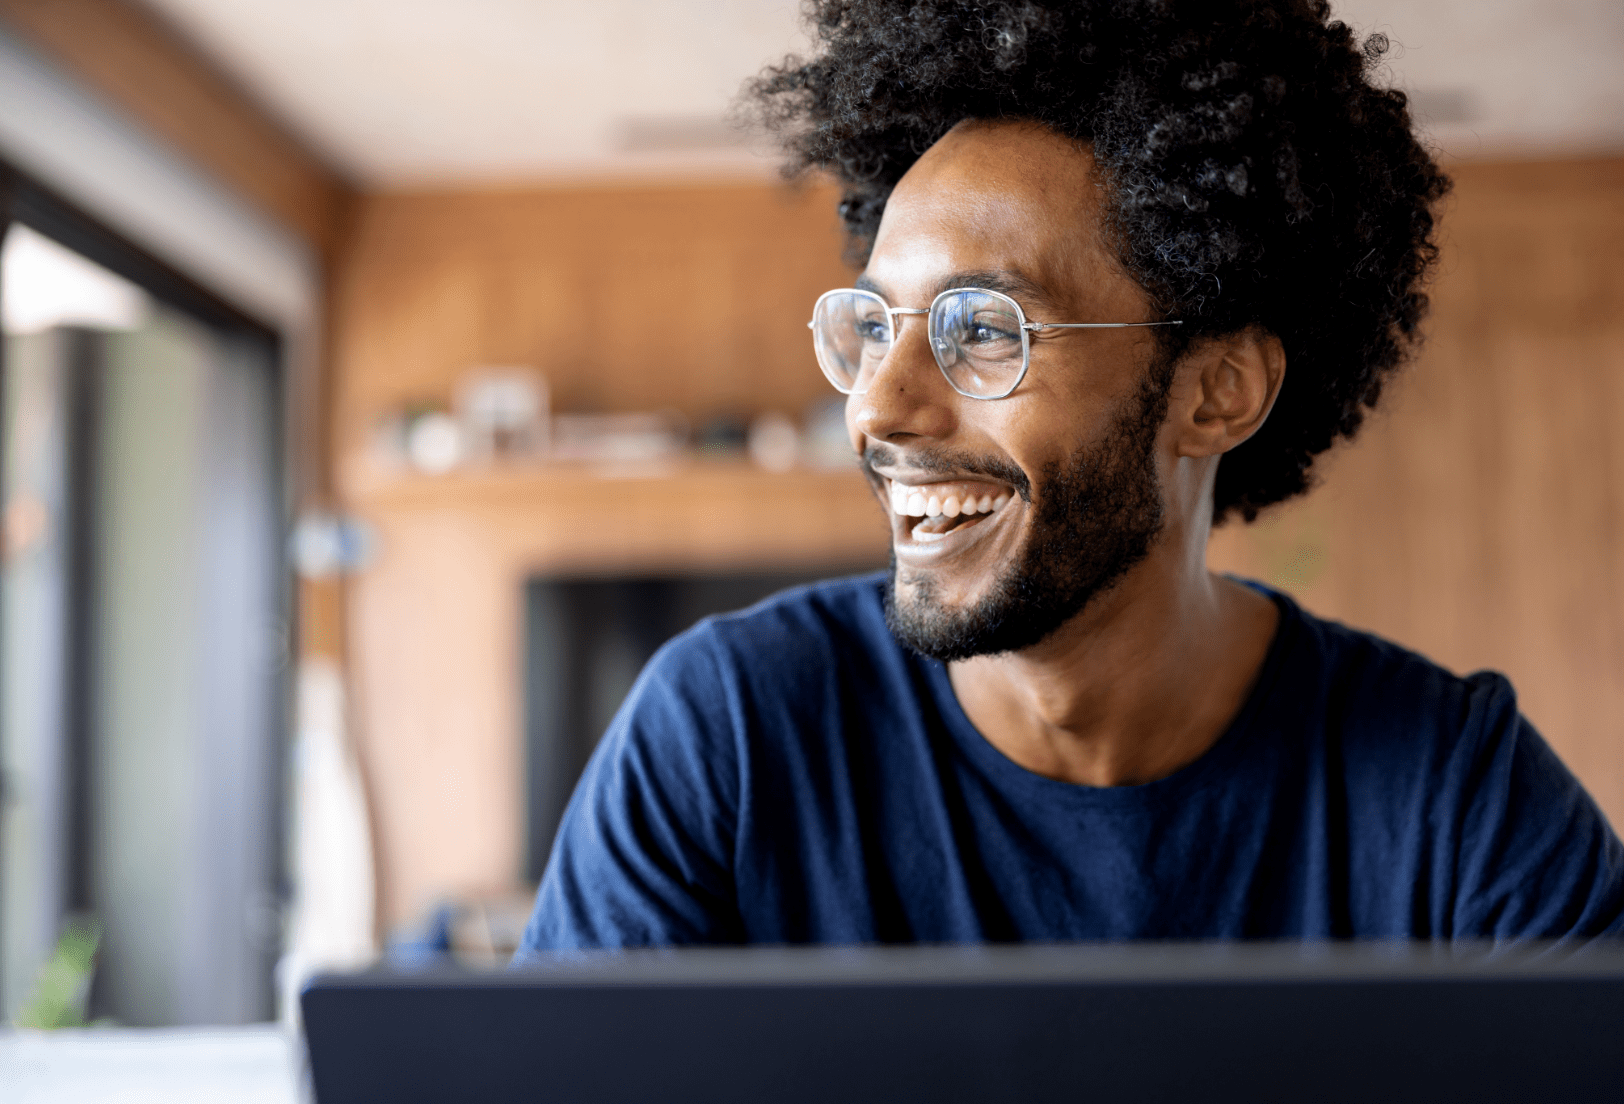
[886,478,1013,543]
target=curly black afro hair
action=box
[748,0,1451,522]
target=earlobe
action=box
[1175,330,1285,458]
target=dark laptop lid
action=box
[302,942,1624,1104]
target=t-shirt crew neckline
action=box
[917,585,1300,809]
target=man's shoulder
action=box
[634,570,904,704]
[620,569,926,770]
[1255,585,1525,794]
[1259,587,1623,939]
[1264,583,1514,726]
[582,574,901,799]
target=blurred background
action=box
[0,0,1619,1034]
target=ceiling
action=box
[139,0,1624,189]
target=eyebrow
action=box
[854,270,1063,314]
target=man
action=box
[519,0,1623,950]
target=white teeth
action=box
[910,521,946,542]
[890,481,1011,523]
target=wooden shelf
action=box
[344,458,891,577]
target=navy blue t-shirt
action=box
[519,573,1624,951]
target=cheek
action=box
[1017,366,1147,459]
[988,403,1092,474]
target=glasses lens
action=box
[929,290,1027,398]
[812,290,891,393]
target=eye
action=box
[963,315,1021,347]
[854,317,891,344]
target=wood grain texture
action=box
[330,180,852,461]
[336,161,1624,927]
[0,0,354,256]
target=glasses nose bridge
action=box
[897,301,937,353]
[884,304,930,342]
[865,304,936,389]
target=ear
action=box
[1170,329,1286,459]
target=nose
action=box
[847,314,959,445]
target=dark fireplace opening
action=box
[523,566,880,881]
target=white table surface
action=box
[0,1025,302,1104]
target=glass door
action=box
[1,179,287,1026]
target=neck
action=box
[946,517,1278,787]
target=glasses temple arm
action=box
[1024,321,1183,332]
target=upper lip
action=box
[870,468,1014,489]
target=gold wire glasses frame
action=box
[808,286,1182,400]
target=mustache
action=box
[861,443,1032,503]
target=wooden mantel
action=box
[347,460,889,578]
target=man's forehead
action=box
[913,116,1092,174]
[863,121,1110,309]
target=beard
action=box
[878,358,1175,662]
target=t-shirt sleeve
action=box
[1449,674,1624,939]
[515,624,744,954]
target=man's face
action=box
[846,120,1177,660]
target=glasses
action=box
[809,287,1181,400]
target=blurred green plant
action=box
[14,914,102,1029]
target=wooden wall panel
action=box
[335,161,1624,929]
[332,181,852,472]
